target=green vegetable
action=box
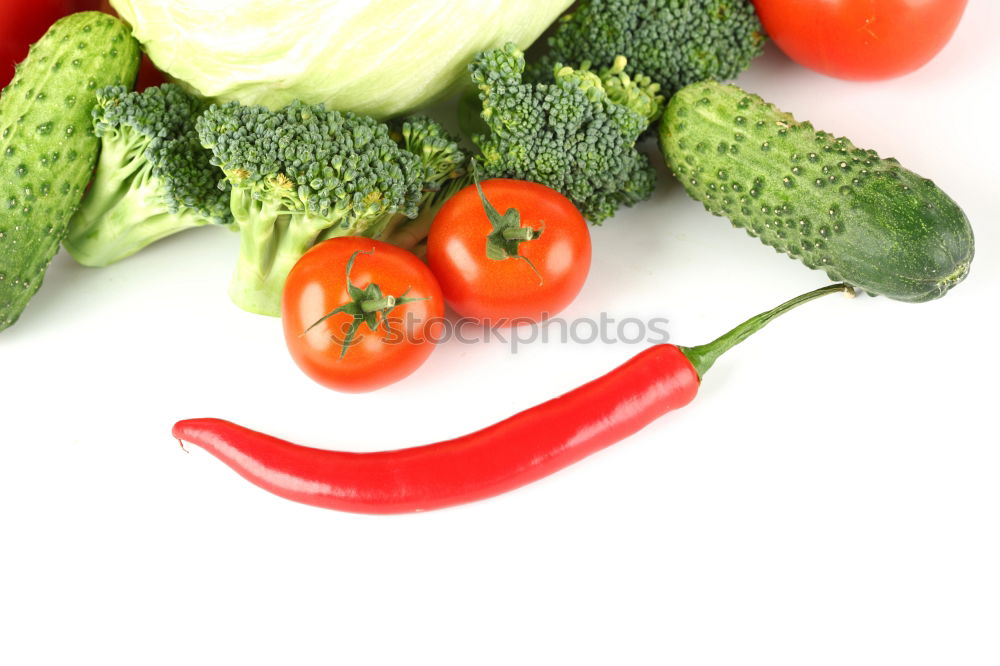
[528,0,765,97]
[109,0,573,119]
[659,82,974,302]
[196,102,467,316]
[64,84,232,267]
[0,12,140,331]
[467,43,664,224]
[382,116,472,251]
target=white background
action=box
[2,3,999,664]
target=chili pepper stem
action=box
[679,283,854,379]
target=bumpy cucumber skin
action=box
[659,82,974,302]
[0,12,139,330]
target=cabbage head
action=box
[110,0,573,118]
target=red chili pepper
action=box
[174,283,852,514]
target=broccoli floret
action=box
[196,100,443,316]
[383,115,470,250]
[527,0,765,97]
[468,43,662,224]
[64,84,231,267]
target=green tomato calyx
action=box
[471,161,545,285]
[302,249,427,359]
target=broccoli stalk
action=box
[197,102,467,316]
[227,171,405,315]
[468,43,664,224]
[385,173,469,251]
[226,176,322,314]
[64,84,231,267]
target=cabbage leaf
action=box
[110,0,572,118]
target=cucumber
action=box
[0,12,140,331]
[659,82,974,302]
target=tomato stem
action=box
[469,159,546,285]
[302,249,428,358]
[361,295,395,313]
[501,226,541,242]
[679,283,854,379]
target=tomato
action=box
[1,1,166,92]
[0,1,76,89]
[72,0,110,9]
[427,179,591,325]
[282,238,444,393]
[752,0,968,80]
[134,54,166,92]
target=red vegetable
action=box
[427,176,591,325]
[0,1,76,89]
[174,283,852,514]
[752,0,967,81]
[1,1,164,92]
[282,237,444,393]
[133,53,166,92]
